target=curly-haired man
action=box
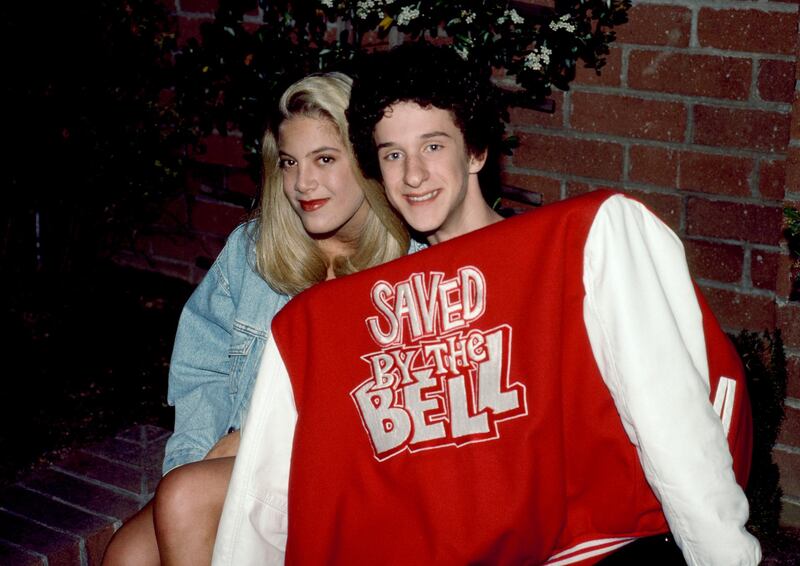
[212,42,760,566]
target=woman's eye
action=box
[278,158,295,169]
[318,155,334,165]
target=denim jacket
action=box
[163,222,425,474]
[163,221,290,474]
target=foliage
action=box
[3,1,195,275]
[786,206,800,300]
[176,0,631,181]
[731,330,788,539]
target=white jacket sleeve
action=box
[582,194,761,566]
[212,335,296,566]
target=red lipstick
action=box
[299,198,329,212]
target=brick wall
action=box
[123,0,800,528]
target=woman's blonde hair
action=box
[253,72,409,296]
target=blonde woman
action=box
[103,72,419,565]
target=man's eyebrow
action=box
[421,131,452,140]
[376,131,453,151]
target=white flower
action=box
[523,46,551,71]
[321,0,334,7]
[506,9,524,25]
[397,5,420,26]
[549,14,576,33]
[461,10,476,24]
[356,0,377,19]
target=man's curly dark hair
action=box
[347,41,505,203]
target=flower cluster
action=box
[315,0,628,99]
[496,8,523,25]
[549,14,577,33]
[396,5,420,26]
[524,46,552,71]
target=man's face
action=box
[373,102,486,244]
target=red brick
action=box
[781,500,800,529]
[778,405,800,447]
[190,198,247,236]
[628,145,678,188]
[793,92,800,140]
[616,5,692,47]
[179,0,218,12]
[751,249,782,290]
[685,240,744,284]
[697,8,798,55]
[623,189,682,233]
[778,301,800,349]
[85,435,167,472]
[144,233,214,264]
[565,184,681,231]
[176,15,211,45]
[0,542,43,566]
[759,60,797,103]
[574,46,622,87]
[55,451,145,496]
[22,470,143,521]
[693,106,791,152]
[514,132,624,181]
[0,511,79,566]
[113,252,195,283]
[678,151,753,196]
[570,92,686,142]
[759,159,787,201]
[787,356,800,399]
[116,424,171,445]
[701,286,776,331]
[628,51,751,101]
[776,448,800,497]
[227,170,259,198]
[686,197,784,245]
[786,146,800,192]
[193,134,249,168]
[0,486,115,566]
[499,172,561,205]
[565,181,594,198]
[508,91,565,129]
[153,196,190,229]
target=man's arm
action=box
[212,334,296,566]
[582,194,760,566]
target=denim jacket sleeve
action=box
[162,222,289,474]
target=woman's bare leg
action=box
[152,456,235,566]
[101,500,159,566]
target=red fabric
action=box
[269,190,751,565]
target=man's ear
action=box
[468,149,488,174]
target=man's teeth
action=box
[408,191,437,203]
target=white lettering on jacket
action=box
[353,267,527,461]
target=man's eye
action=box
[427,143,442,152]
[384,151,401,161]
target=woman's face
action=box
[279,116,369,242]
